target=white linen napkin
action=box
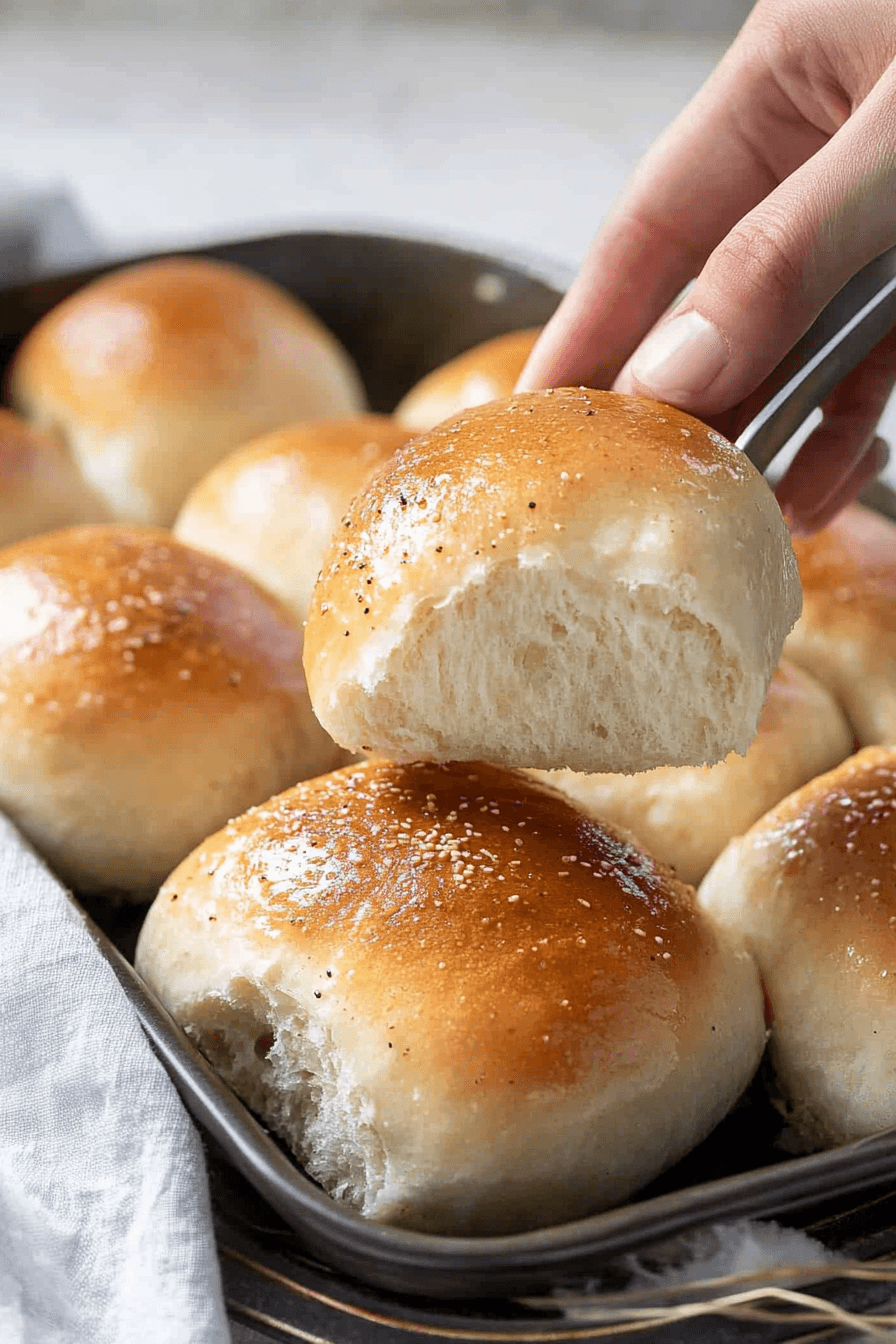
[0,813,230,1344]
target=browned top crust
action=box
[305,387,795,701]
[0,524,308,730]
[8,256,358,422]
[154,758,718,1096]
[394,328,541,428]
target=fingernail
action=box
[629,310,728,400]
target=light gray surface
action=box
[0,0,753,35]
[0,15,726,266]
[2,3,895,465]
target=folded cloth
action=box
[0,814,229,1344]
[0,176,100,285]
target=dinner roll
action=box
[785,504,896,746]
[174,415,409,624]
[532,660,853,886]
[304,389,801,774]
[0,408,108,543]
[136,759,765,1236]
[0,526,342,898]
[7,257,365,527]
[700,746,896,1150]
[394,328,540,431]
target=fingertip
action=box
[626,310,729,404]
[512,353,541,395]
[611,359,639,398]
[513,323,573,393]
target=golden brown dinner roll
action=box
[394,328,541,430]
[533,660,853,886]
[304,389,801,774]
[136,758,765,1235]
[7,257,366,527]
[0,526,343,898]
[174,415,409,624]
[785,503,896,746]
[700,746,896,1149]
[0,408,108,543]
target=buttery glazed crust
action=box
[304,388,801,770]
[0,525,342,895]
[137,758,765,1234]
[785,504,896,745]
[8,257,365,526]
[699,746,896,1147]
[394,328,541,430]
[149,760,713,1078]
[0,408,108,542]
[174,415,409,622]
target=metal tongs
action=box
[737,244,896,472]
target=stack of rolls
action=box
[0,255,368,902]
[137,382,805,1234]
[8,273,889,1237]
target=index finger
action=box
[516,26,829,392]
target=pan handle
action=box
[736,244,896,472]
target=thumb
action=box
[615,68,896,417]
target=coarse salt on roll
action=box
[700,746,896,1150]
[304,389,801,774]
[0,525,343,898]
[136,758,765,1235]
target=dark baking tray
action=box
[4,230,896,1317]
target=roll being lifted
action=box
[304,389,802,774]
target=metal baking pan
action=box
[4,230,896,1316]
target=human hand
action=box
[517,0,896,533]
